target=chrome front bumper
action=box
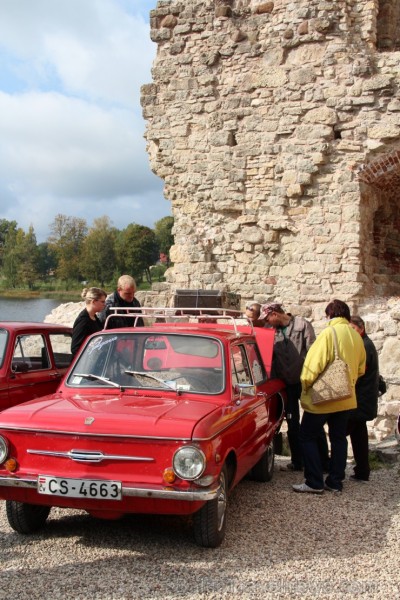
[0,476,220,501]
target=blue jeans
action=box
[300,410,350,491]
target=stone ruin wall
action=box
[139,0,400,440]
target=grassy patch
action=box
[368,450,392,470]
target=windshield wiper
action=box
[124,370,178,392]
[74,373,121,389]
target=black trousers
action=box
[286,383,329,470]
[346,418,370,481]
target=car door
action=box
[47,332,73,374]
[230,343,263,477]
[6,333,63,410]
[0,328,10,410]
[245,339,275,430]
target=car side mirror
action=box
[234,383,255,403]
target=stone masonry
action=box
[86,0,400,447]
[140,0,400,440]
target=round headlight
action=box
[0,436,9,464]
[173,446,206,480]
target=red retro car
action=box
[0,322,73,412]
[0,309,285,547]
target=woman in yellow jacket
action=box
[293,299,366,494]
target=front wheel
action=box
[6,501,51,534]
[193,465,228,548]
[249,438,275,482]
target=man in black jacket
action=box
[348,316,379,482]
[262,302,329,472]
[99,275,144,328]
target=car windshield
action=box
[67,332,224,394]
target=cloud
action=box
[0,0,153,106]
[0,0,168,242]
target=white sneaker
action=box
[292,482,323,494]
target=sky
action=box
[0,0,170,242]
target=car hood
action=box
[0,391,221,440]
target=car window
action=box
[12,334,50,372]
[245,342,266,385]
[0,329,8,368]
[68,332,224,394]
[143,335,221,369]
[49,333,73,368]
[231,345,252,386]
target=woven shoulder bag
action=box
[310,327,352,405]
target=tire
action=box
[6,501,51,534]
[274,431,283,455]
[249,438,275,482]
[193,465,228,548]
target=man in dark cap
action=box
[261,302,329,471]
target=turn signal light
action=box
[4,458,17,472]
[163,468,176,484]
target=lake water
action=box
[0,297,66,322]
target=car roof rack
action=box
[104,307,254,337]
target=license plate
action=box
[37,476,122,500]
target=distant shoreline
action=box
[0,290,80,300]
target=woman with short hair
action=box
[71,287,106,356]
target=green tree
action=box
[116,223,159,283]
[37,243,57,281]
[47,214,88,282]
[2,225,40,289]
[154,216,174,257]
[18,226,40,289]
[81,216,118,286]
[0,219,18,270]
[2,226,20,287]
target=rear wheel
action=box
[6,501,51,534]
[249,438,275,482]
[274,431,283,455]
[193,465,228,548]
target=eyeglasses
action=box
[246,307,256,312]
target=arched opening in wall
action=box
[358,149,400,296]
[377,0,400,49]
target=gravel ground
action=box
[0,456,399,600]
